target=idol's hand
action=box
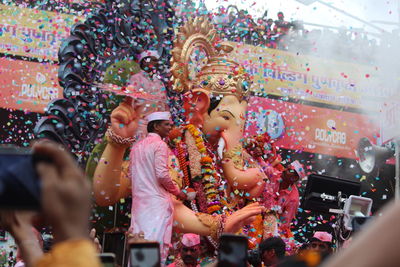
[110,97,144,138]
[224,202,264,233]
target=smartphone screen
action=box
[218,234,248,267]
[99,253,116,267]
[130,242,160,267]
[0,146,41,209]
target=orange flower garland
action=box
[185,124,222,214]
[170,128,191,187]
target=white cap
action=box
[290,160,306,179]
[146,111,171,122]
[138,50,160,62]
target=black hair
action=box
[259,236,286,259]
[207,95,250,115]
[139,59,147,70]
[207,97,222,115]
[147,120,163,133]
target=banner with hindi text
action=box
[0,4,82,61]
[231,43,393,111]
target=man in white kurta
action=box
[129,111,185,264]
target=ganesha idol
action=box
[92,17,296,250]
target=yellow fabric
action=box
[35,239,101,267]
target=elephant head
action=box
[171,18,266,199]
[182,79,266,199]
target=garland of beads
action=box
[185,124,222,214]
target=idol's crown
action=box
[171,17,250,99]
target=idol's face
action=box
[202,95,247,147]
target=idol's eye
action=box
[222,115,230,120]
[242,80,249,92]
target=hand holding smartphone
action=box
[0,146,41,210]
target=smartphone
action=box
[218,234,248,267]
[0,146,41,209]
[99,253,116,267]
[129,242,160,267]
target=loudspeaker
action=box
[343,195,373,231]
[356,137,394,174]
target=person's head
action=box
[259,236,286,266]
[146,112,172,138]
[277,12,284,20]
[280,168,300,189]
[309,232,333,254]
[180,234,201,267]
[244,137,264,158]
[138,50,160,73]
[253,146,264,158]
[267,18,274,25]
[280,160,305,190]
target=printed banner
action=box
[245,96,380,159]
[0,57,62,113]
[0,4,82,61]
[230,43,393,110]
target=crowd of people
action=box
[207,5,397,65]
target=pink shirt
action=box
[258,159,299,228]
[276,185,299,228]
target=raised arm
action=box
[93,99,142,206]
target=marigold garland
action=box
[170,129,191,188]
[185,124,222,214]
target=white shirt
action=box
[129,133,180,263]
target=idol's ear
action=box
[183,89,210,126]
